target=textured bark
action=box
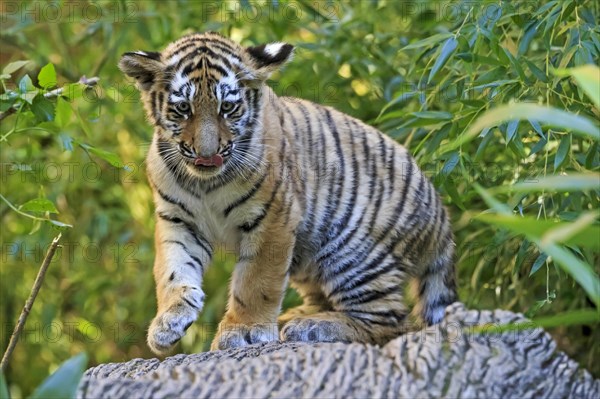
[78,303,599,398]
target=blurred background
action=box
[1,1,598,397]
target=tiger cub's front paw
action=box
[147,286,204,355]
[210,322,278,351]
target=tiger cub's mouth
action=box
[181,142,234,172]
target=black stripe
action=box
[171,42,199,56]
[185,261,198,271]
[318,110,347,244]
[328,162,418,298]
[346,309,407,326]
[238,160,285,233]
[155,139,205,198]
[325,160,415,294]
[311,109,334,241]
[162,240,206,273]
[398,180,437,260]
[315,118,361,265]
[328,256,396,298]
[158,212,212,255]
[319,109,346,240]
[204,59,230,78]
[182,297,200,310]
[239,210,267,233]
[209,43,241,61]
[296,103,325,234]
[156,187,195,218]
[234,295,247,308]
[388,143,396,196]
[357,122,376,201]
[341,285,399,306]
[224,170,269,217]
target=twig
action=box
[0,76,99,123]
[0,233,62,373]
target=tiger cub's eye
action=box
[220,101,235,114]
[175,102,190,114]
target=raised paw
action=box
[211,323,278,351]
[147,287,204,355]
[280,317,349,343]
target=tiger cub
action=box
[119,32,457,355]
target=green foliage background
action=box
[0,1,598,396]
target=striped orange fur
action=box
[119,32,457,355]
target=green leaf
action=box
[444,180,465,210]
[20,198,58,214]
[30,353,88,399]
[428,37,458,84]
[62,83,85,101]
[554,135,570,170]
[506,120,519,143]
[529,253,548,276]
[473,184,512,215]
[498,173,600,193]
[0,372,9,399]
[2,60,30,75]
[55,97,72,128]
[525,59,548,83]
[475,212,600,306]
[542,243,600,307]
[31,95,55,122]
[514,239,531,274]
[410,111,453,120]
[440,103,600,153]
[585,142,598,169]
[528,119,544,138]
[38,63,57,89]
[401,33,453,50]
[472,309,600,334]
[79,143,124,168]
[502,48,526,81]
[18,74,35,93]
[554,65,600,108]
[475,213,600,250]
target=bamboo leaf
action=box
[30,353,88,399]
[401,33,453,50]
[441,103,600,153]
[498,173,600,192]
[554,135,571,170]
[428,37,458,84]
[554,65,600,108]
[475,213,600,249]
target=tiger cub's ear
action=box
[118,51,164,91]
[244,42,294,81]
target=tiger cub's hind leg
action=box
[281,258,412,345]
[278,278,332,328]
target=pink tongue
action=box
[194,154,223,167]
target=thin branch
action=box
[0,234,62,373]
[0,76,99,123]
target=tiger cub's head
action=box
[119,32,293,178]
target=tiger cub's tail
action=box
[411,242,457,326]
